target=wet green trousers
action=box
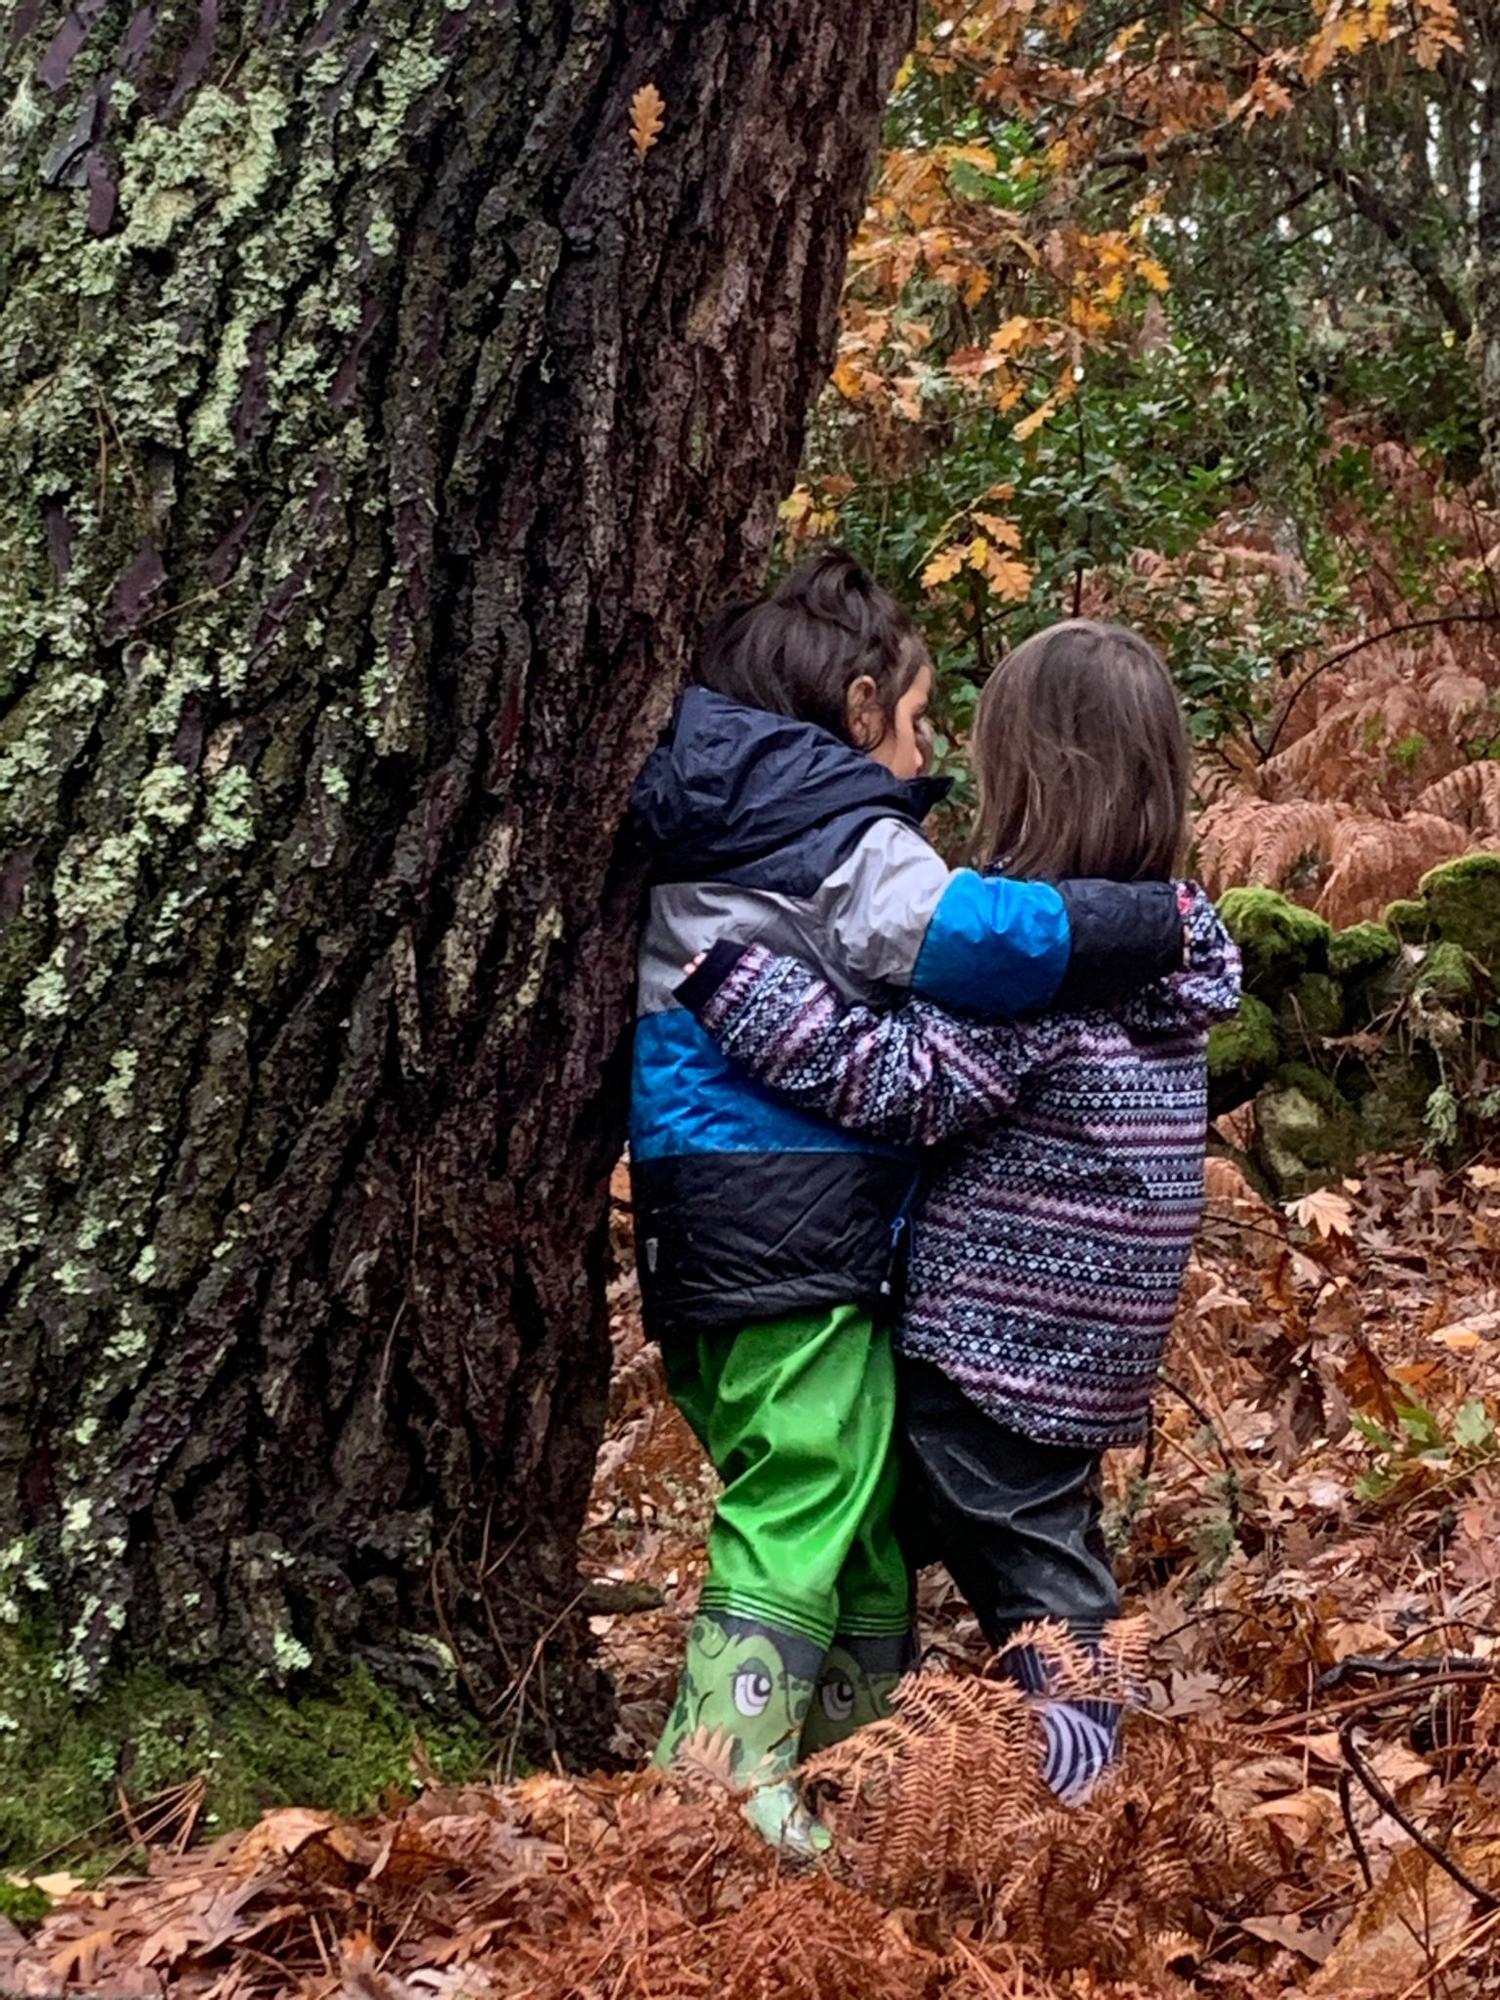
[662,1302,912,1650]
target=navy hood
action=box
[632,689,947,881]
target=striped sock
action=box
[1036,1700,1119,1805]
[997,1642,1123,1804]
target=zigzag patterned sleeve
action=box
[690,944,1055,1148]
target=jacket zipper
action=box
[880,1171,922,1299]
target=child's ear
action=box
[845,673,882,751]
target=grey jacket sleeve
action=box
[812,819,955,994]
[817,819,1072,1014]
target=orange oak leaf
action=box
[630,84,665,161]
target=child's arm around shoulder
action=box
[678,940,1067,1148]
[818,816,1182,1016]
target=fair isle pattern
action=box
[695,886,1240,1450]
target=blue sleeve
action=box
[910,871,1070,1015]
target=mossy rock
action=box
[1412,939,1477,1005]
[0,1632,491,1871]
[1420,853,1500,970]
[1347,1049,1442,1155]
[1383,897,1432,945]
[1218,887,1330,1000]
[1254,1061,1364,1195]
[1207,994,1280,1115]
[1328,921,1400,982]
[1278,971,1345,1041]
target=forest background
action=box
[7,0,1500,1993]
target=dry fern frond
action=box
[811,1671,1050,1905]
[1196,799,1338,897]
[1318,810,1472,926]
[1417,758,1500,834]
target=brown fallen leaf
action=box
[1307,1845,1480,1995]
[1240,1911,1340,1964]
[1429,1307,1500,1348]
[47,1926,116,1985]
[630,83,665,161]
[229,1806,340,1875]
[1289,1187,1357,1242]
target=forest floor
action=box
[6,1159,1500,1998]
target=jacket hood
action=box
[1120,883,1242,1035]
[631,688,947,877]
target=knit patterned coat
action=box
[686,886,1241,1448]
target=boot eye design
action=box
[733,1663,775,1716]
[820,1675,856,1721]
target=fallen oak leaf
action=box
[47,1927,119,1985]
[630,83,665,161]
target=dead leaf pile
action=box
[10,1158,1500,1996]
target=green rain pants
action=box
[662,1301,912,1651]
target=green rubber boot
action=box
[654,1611,830,1856]
[800,1632,917,1757]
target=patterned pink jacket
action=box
[685,885,1241,1448]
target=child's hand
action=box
[684,952,707,977]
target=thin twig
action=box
[1254,1670,1496,1735]
[1393,1899,1500,2000]
[1341,1706,1499,1911]
[1338,1765,1375,1892]
[1158,1371,1237,1470]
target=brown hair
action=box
[696,550,926,749]
[971,620,1190,881]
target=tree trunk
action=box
[1471,5,1500,501]
[0,0,912,1760]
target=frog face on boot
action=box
[658,1613,814,1780]
[656,1613,822,1771]
[800,1632,917,1756]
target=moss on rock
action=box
[1383,897,1432,945]
[0,1881,50,1928]
[1328,921,1400,981]
[1207,994,1280,1115]
[1413,939,1477,1005]
[1348,1050,1442,1155]
[0,1631,490,1871]
[1420,853,1500,969]
[1218,887,1330,999]
[1255,1062,1364,1194]
[1278,971,1345,1041]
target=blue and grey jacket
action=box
[628,689,1182,1334]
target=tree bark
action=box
[0,0,913,1759]
[1470,3,1500,499]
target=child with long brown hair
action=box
[678,619,1241,1800]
